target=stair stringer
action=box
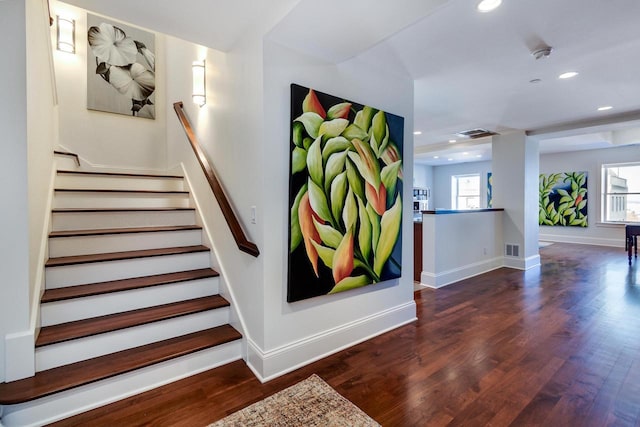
[179,163,253,357]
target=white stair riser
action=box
[54,157,79,171]
[40,277,219,326]
[46,252,210,288]
[56,175,185,192]
[52,210,196,231]
[53,192,191,209]
[36,308,230,371]
[2,341,242,427]
[49,230,202,257]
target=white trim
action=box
[421,257,504,289]
[179,163,249,348]
[594,222,627,228]
[538,233,623,248]
[503,254,541,270]
[246,302,417,382]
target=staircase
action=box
[0,169,243,426]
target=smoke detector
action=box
[531,45,553,60]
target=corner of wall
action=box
[247,301,416,382]
[4,331,35,382]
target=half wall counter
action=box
[420,209,505,288]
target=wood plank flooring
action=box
[50,243,640,426]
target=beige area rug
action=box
[209,374,380,427]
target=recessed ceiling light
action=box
[597,106,613,111]
[449,139,456,143]
[447,158,454,161]
[476,155,482,158]
[413,131,422,135]
[477,0,502,13]
[463,152,469,155]
[559,71,578,79]
[433,156,439,159]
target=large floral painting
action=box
[539,171,588,227]
[86,14,155,119]
[287,84,404,303]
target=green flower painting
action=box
[539,171,588,227]
[287,84,404,302]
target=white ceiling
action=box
[61,0,640,165]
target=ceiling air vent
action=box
[456,128,498,139]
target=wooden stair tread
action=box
[52,208,195,213]
[36,296,230,347]
[45,245,209,267]
[49,225,202,238]
[41,268,219,303]
[54,188,189,194]
[57,170,183,179]
[0,325,241,404]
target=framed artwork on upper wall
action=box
[86,14,156,119]
[287,84,404,303]
[539,171,588,227]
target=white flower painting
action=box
[86,14,156,119]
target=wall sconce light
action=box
[192,60,206,107]
[56,15,75,53]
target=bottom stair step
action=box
[0,325,241,405]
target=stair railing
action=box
[173,102,259,257]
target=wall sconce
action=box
[192,60,206,107]
[56,15,75,53]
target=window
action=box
[601,163,640,223]
[452,174,480,209]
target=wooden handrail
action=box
[173,102,259,257]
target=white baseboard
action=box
[503,254,541,270]
[538,233,624,248]
[246,301,417,382]
[421,257,504,289]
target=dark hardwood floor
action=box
[51,243,640,426]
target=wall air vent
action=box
[505,244,520,257]
[456,128,498,139]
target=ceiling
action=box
[61,0,640,165]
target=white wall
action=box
[413,163,433,189]
[21,0,60,380]
[421,211,503,288]
[164,34,266,352]
[260,40,416,380]
[492,132,540,270]
[0,0,57,384]
[0,0,30,384]
[540,144,640,247]
[52,1,167,170]
[432,160,492,209]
